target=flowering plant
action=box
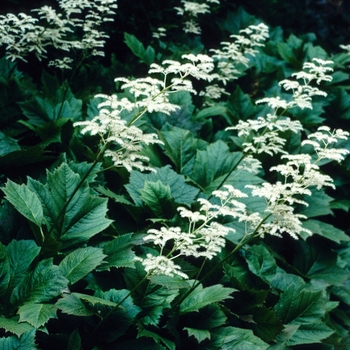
[0,1,350,349]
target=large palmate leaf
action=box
[19,77,82,127]
[2,181,43,227]
[59,247,106,284]
[180,284,235,314]
[55,294,96,317]
[124,33,155,65]
[293,240,349,286]
[186,141,243,192]
[287,323,334,346]
[184,327,211,343]
[5,240,41,301]
[301,219,350,243]
[27,163,112,249]
[125,165,199,207]
[56,292,124,319]
[139,181,173,217]
[10,258,68,307]
[226,86,263,124]
[274,282,327,325]
[18,303,57,328]
[159,126,208,174]
[207,326,269,350]
[243,244,278,284]
[299,188,334,218]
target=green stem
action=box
[169,213,272,311]
[86,272,150,344]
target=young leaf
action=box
[10,258,68,307]
[180,284,235,314]
[0,329,36,350]
[0,316,34,337]
[59,247,106,284]
[124,33,155,65]
[2,180,43,227]
[18,303,57,328]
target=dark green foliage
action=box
[0,1,350,349]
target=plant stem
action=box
[85,273,150,347]
[169,213,272,311]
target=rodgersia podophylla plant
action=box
[74,54,215,172]
[0,0,117,66]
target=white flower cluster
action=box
[228,114,304,156]
[114,54,214,122]
[152,27,167,39]
[257,58,333,111]
[0,0,118,64]
[302,126,349,163]
[199,23,269,105]
[74,94,163,172]
[246,126,349,239]
[210,23,269,85]
[75,54,215,172]
[174,0,220,35]
[227,59,333,156]
[137,185,258,279]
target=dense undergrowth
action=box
[1,1,350,349]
